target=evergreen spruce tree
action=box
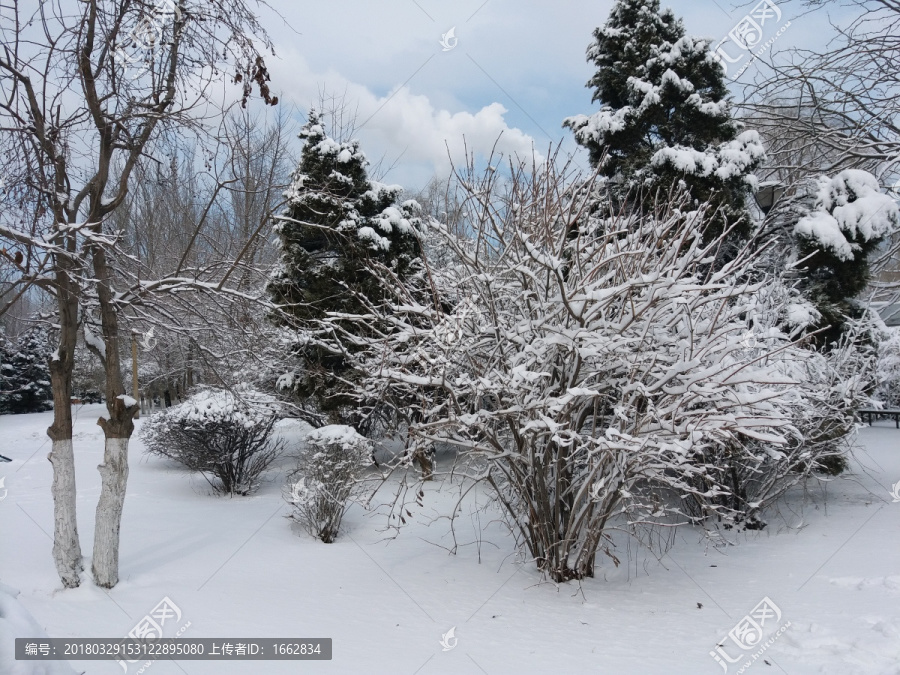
[268,111,425,425]
[0,332,12,411]
[788,169,900,347]
[564,0,764,240]
[0,326,53,414]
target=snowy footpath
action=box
[1,405,898,674]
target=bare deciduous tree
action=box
[0,0,276,588]
[743,0,900,181]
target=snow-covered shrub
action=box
[794,325,875,476]
[675,284,875,526]
[287,425,372,543]
[291,148,879,579]
[326,154,841,581]
[140,387,283,495]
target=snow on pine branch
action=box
[794,169,900,261]
[650,131,765,185]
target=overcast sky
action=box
[253,0,846,190]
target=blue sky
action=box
[256,0,848,189]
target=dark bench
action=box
[858,409,900,428]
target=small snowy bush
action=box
[141,387,283,495]
[287,425,372,543]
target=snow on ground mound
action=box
[305,424,368,449]
[0,582,78,674]
[1,408,899,673]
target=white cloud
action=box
[269,48,540,183]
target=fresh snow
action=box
[795,170,900,261]
[785,301,820,330]
[564,107,631,139]
[0,583,76,674]
[305,424,369,450]
[357,226,391,251]
[82,326,106,361]
[144,387,276,430]
[1,406,899,674]
[650,131,765,183]
[115,395,137,408]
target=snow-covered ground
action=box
[1,405,898,674]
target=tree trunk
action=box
[93,398,134,588]
[131,334,140,420]
[186,343,194,390]
[91,244,137,588]
[47,255,83,588]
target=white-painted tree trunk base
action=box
[92,437,129,589]
[48,438,83,588]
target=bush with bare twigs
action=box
[141,387,283,496]
[286,425,373,543]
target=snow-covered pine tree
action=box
[790,169,900,347]
[564,0,763,241]
[268,110,425,426]
[0,326,53,414]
